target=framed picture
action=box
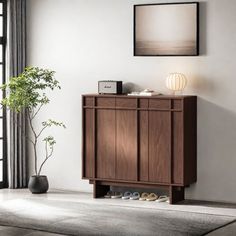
[134,2,199,56]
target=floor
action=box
[0,189,236,236]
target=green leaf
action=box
[42,119,66,128]
[43,135,56,146]
[0,67,61,112]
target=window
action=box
[0,0,7,188]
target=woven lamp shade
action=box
[166,73,187,94]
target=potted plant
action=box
[1,67,66,193]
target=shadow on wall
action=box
[186,97,236,202]
[123,82,143,93]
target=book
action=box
[127,90,161,96]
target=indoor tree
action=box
[1,67,66,176]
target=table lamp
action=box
[165,73,187,95]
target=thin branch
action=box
[28,107,35,120]
[31,103,43,120]
[26,137,35,145]
[38,141,54,176]
[26,109,37,140]
[36,125,48,138]
[26,108,38,175]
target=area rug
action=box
[0,198,235,236]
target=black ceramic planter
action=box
[28,175,49,194]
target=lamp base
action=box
[169,90,184,95]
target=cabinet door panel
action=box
[139,111,149,181]
[96,109,116,179]
[84,109,94,178]
[172,112,184,184]
[149,111,170,183]
[116,110,137,181]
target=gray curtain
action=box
[7,0,27,188]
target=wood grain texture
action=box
[149,111,171,183]
[84,97,94,106]
[116,110,137,181]
[96,109,116,179]
[172,112,184,184]
[96,98,115,107]
[139,111,149,181]
[149,99,170,109]
[172,100,182,110]
[84,109,94,178]
[139,99,148,108]
[116,98,137,108]
[96,181,169,189]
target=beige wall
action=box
[26,0,236,203]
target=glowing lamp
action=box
[166,73,187,95]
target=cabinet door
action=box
[149,111,171,183]
[96,109,116,179]
[116,110,137,181]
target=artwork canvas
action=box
[134,2,199,56]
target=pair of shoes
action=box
[122,191,140,200]
[104,191,122,199]
[139,192,158,201]
[156,195,169,203]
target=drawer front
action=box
[149,99,170,109]
[172,100,182,110]
[84,97,94,106]
[139,99,148,108]
[116,98,137,108]
[96,98,115,107]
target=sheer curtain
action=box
[6,0,27,188]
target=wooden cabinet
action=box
[82,94,197,204]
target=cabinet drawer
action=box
[96,98,115,107]
[84,97,94,106]
[149,99,170,109]
[172,100,182,109]
[139,99,148,108]
[116,98,137,108]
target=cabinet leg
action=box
[169,186,185,204]
[93,182,110,198]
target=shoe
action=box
[156,195,169,203]
[122,191,132,200]
[130,192,140,200]
[104,191,113,198]
[139,192,149,201]
[111,192,122,199]
[146,193,158,201]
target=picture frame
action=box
[134,2,199,56]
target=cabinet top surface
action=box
[82,94,196,99]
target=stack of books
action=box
[128,89,161,96]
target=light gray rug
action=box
[0,198,235,236]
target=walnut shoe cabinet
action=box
[82,94,197,204]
